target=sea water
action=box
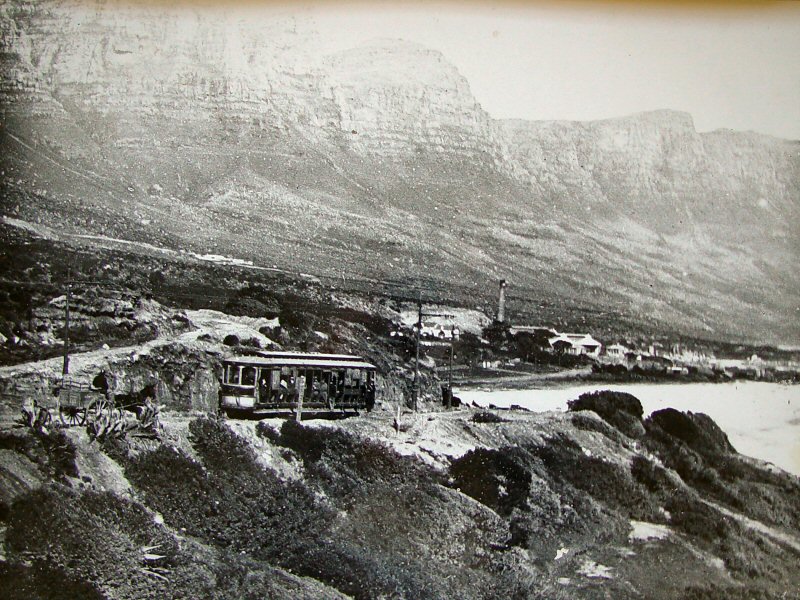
[455,381,800,476]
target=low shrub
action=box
[0,429,78,482]
[5,487,177,599]
[532,433,662,522]
[630,455,676,497]
[450,448,531,517]
[570,412,625,443]
[0,562,104,600]
[222,334,239,347]
[276,419,436,496]
[472,411,508,424]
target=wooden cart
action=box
[55,378,111,426]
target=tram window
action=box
[270,369,280,390]
[226,365,241,385]
[242,366,256,386]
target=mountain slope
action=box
[1,0,798,343]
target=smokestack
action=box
[497,279,508,323]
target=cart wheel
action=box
[89,399,109,419]
[59,406,86,427]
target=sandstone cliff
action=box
[1,0,798,342]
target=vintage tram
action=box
[219,351,377,417]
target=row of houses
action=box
[508,326,604,357]
[509,325,716,365]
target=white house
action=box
[549,333,603,357]
[420,322,459,340]
[605,343,630,358]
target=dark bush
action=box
[121,417,429,600]
[568,390,643,419]
[222,333,239,346]
[0,562,105,600]
[679,584,788,600]
[123,418,328,561]
[221,284,282,319]
[630,455,676,497]
[262,421,514,598]
[664,494,736,543]
[5,487,176,599]
[472,411,508,424]
[223,297,274,319]
[278,306,312,331]
[450,448,531,517]
[0,430,78,482]
[570,412,625,443]
[38,431,78,481]
[276,419,436,501]
[254,421,281,444]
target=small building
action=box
[508,325,558,337]
[548,333,603,357]
[420,322,458,340]
[605,343,630,358]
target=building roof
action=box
[550,333,601,347]
[607,343,629,351]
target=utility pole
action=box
[62,270,71,377]
[447,339,454,409]
[413,292,422,412]
[411,292,455,412]
[446,327,460,409]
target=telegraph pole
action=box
[411,292,454,412]
[447,339,454,409]
[62,270,71,376]
[413,292,422,411]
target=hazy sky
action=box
[280,1,800,139]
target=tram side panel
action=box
[220,358,376,416]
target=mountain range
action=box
[1,0,798,343]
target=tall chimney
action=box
[497,279,508,323]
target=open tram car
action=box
[219,351,377,417]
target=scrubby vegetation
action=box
[471,410,508,424]
[0,428,77,483]
[2,390,799,599]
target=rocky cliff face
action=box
[325,39,499,159]
[498,111,800,244]
[1,0,798,342]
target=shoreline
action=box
[453,368,798,393]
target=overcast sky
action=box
[282,1,800,139]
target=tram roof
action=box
[225,353,376,370]
[253,351,365,361]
